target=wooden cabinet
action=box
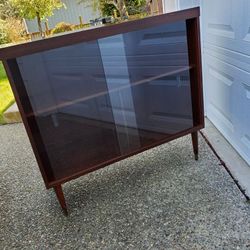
[0,7,203,214]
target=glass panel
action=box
[17,20,193,182]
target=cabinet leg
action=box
[191,131,199,161]
[54,185,68,215]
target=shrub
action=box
[99,0,147,17]
[101,2,117,17]
[51,22,73,35]
[73,23,91,31]
[0,20,11,45]
[5,18,25,42]
[126,0,147,15]
[0,18,26,45]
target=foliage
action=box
[128,12,148,20]
[0,0,19,20]
[0,20,11,45]
[10,0,64,20]
[0,1,25,45]
[79,0,147,18]
[73,23,91,31]
[51,22,74,35]
[100,1,116,17]
[126,0,146,15]
[78,0,128,19]
[0,18,25,45]
[10,0,65,35]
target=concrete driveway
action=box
[0,123,250,249]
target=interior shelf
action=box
[26,65,193,118]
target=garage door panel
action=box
[204,1,235,39]
[204,48,250,165]
[175,0,250,164]
[206,69,233,124]
[203,0,250,55]
[202,0,250,165]
[204,36,250,56]
[204,43,250,73]
[242,0,250,41]
[235,82,250,133]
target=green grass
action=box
[0,61,7,80]
[0,62,15,124]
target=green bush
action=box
[51,22,73,35]
[0,18,26,45]
[101,2,117,17]
[0,20,11,45]
[100,0,147,17]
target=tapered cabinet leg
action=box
[54,185,68,215]
[191,131,199,160]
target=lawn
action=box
[0,62,14,124]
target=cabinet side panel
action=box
[186,17,204,127]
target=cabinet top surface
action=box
[0,7,199,60]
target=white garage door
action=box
[202,0,250,165]
[164,0,250,165]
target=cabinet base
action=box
[52,131,200,214]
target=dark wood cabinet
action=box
[0,7,204,214]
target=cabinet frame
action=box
[0,7,204,215]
